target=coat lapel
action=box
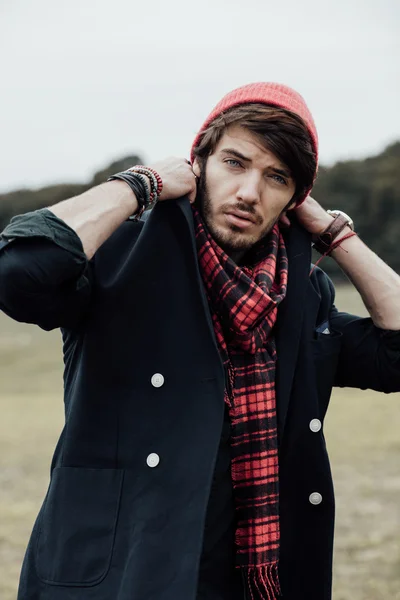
[175,197,218,339]
[275,218,312,439]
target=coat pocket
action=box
[312,330,342,356]
[36,467,124,586]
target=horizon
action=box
[1,138,398,196]
[1,0,398,193]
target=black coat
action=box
[1,198,400,600]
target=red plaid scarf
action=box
[194,208,288,600]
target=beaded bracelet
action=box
[143,166,163,197]
[129,167,158,203]
[130,165,163,199]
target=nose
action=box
[236,171,261,205]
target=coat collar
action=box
[275,218,312,437]
[175,199,312,437]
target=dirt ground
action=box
[0,285,399,599]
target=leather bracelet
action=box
[310,230,357,276]
[107,171,151,221]
[312,214,351,254]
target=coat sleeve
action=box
[0,209,92,331]
[330,300,400,394]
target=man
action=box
[0,83,399,600]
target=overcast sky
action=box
[0,0,399,193]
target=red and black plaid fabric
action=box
[193,208,288,600]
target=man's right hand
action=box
[148,157,197,204]
[48,157,199,260]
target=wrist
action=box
[329,226,356,256]
[314,215,353,245]
[107,166,163,222]
[312,212,355,255]
[330,224,353,244]
[107,171,151,220]
[313,213,335,236]
[107,179,139,216]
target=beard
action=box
[195,171,278,256]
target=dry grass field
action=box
[0,285,399,600]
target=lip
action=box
[226,209,256,223]
[224,212,254,229]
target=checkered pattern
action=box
[194,209,288,599]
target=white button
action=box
[309,492,322,505]
[309,419,322,433]
[151,373,164,388]
[146,453,160,468]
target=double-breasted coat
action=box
[1,198,399,599]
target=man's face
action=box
[193,124,297,255]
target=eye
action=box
[270,174,288,186]
[225,159,242,168]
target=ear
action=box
[286,198,297,212]
[192,158,201,178]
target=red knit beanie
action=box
[190,82,318,205]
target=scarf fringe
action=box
[244,564,281,600]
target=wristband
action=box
[131,165,163,199]
[312,214,351,255]
[129,167,158,203]
[107,171,151,220]
[310,230,358,276]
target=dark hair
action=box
[192,103,317,204]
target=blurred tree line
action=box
[312,141,400,280]
[0,143,399,282]
[0,155,142,234]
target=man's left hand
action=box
[280,196,333,235]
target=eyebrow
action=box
[220,148,292,179]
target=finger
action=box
[188,180,197,204]
[279,213,291,228]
